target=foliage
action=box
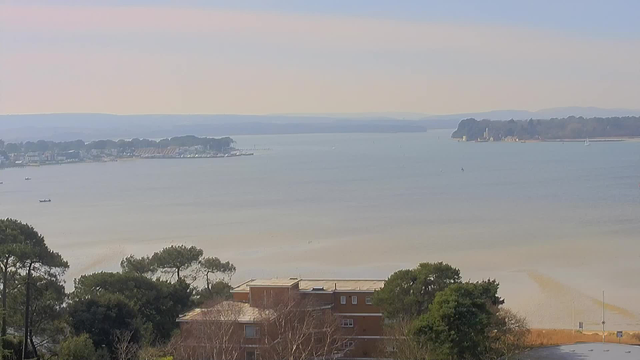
[59,334,97,360]
[452,116,640,141]
[195,281,233,305]
[67,294,140,355]
[137,345,173,360]
[0,218,68,359]
[71,272,192,343]
[2,221,236,359]
[200,257,235,286]
[2,136,235,154]
[1,335,23,360]
[197,257,235,302]
[7,274,67,353]
[412,281,503,360]
[0,218,27,338]
[373,262,461,320]
[489,308,530,360]
[150,245,203,282]
[120,255,156,277]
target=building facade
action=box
[177,278,386,360]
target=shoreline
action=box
[0,153,254,170]
[453,137,640,143]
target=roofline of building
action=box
[177,318,264,324]
[300,278,387,281]
[232,278,385,292]
[234,288,379,294]
[231,279,255,290]
[246,282,300,288]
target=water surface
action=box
[2,130,639,329]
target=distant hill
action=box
[1,107,638,142]
[423,106,640,121]
[0,114,430,142]
[270,112,429,120]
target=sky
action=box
[1,0,639,115]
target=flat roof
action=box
[178,301,273,323]
[247,278,301,287]
[299,279,385,292]
[232,278,385,292]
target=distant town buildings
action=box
[0,144,252,167]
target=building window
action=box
[352,296,358,305]
[342,340,355,350]
[246,350,257,360]
[340,296,347,305]
[366,296,373,305]
[245,325,260,338]
[340,319,354,328]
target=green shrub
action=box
[59,334,96,360]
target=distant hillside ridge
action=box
[451,116,640,141]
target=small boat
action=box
[585,138,590,146]
[25,177,32,181]
[39,199,52,203]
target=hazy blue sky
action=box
[1,1,639,114]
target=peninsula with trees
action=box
[451,116,640,142]
[0,135,252,168]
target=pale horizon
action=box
[1,1,639,115]
[3,106,640,118]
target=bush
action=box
[59,334,96,360]
[1,335,24,360]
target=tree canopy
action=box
[67,294,140,355]
[1,219,238,360]
[59,334,97,360]
[2,135,235,154]
[412,280,505,360]
[451,116,640,140]
[0,218,68,359]
[120,255,156,277]
[150,245,204,281]
[374,262,461,320]
[71,271,192,342]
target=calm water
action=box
[2,130,640,329]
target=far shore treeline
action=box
[452,115,640,141]
[0,135,235,155]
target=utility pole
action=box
[602,290,606,343]
[572,300,575,343]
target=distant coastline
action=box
[451,116,640,142]
[0,135,253,169]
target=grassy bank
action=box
[528,329,640,346]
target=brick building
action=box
[177,278,386,360]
